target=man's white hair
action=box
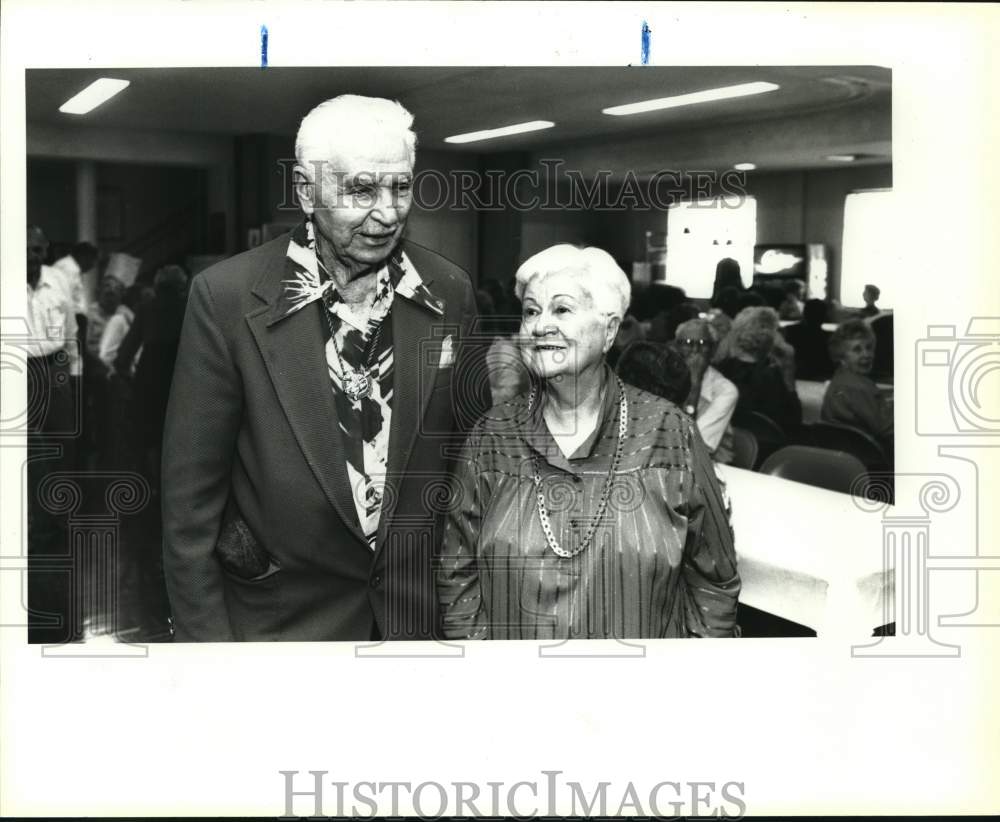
[515,244,631,319]
[295,94,417,179]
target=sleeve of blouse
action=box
[680,419,741,637]
[436,428,489,640]
[855,381,894,439]
[696,368,739,451]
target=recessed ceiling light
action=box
[733,162,756,171]
[602,81,779,116]
[59,78,130,115]
[826,154,857,162]
[444,120,555,144]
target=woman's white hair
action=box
[514,244,631,319]
[295,95,417,180]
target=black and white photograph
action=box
[2,2,997,819]
[21,64,895,644]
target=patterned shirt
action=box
[278,220,443,548]
[437,373,740,639]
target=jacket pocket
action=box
[214,498,280,581]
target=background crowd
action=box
[25,225,190,642]
[477,256,894,478]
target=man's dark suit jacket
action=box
[162,234,488,641]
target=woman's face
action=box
[675,323,714,375]
[840,336,875,376]
[519,269,618,380]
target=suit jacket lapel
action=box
[385,295,440,470]
[375,264,449,554]
[246,246,369,550]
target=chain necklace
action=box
[321,296,386,402]
[528,375,628,559]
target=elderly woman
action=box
[437,244,740,640]
[821,319,893,446]
[715,306,802,432]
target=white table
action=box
[719,465,891,637]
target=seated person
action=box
[737,289,766,313]
[715,306,802,432]
[782,298,835,381]
[647,300,700,343]
[616,340,691,406]
[859,284,882,318]
[778,279,805,320]
[674,318,739,463]
[607,313,645,369]
[821,319,893,449]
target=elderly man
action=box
[162,95,488,642]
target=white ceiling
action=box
[26,66,891,142]
[25,66,891,170]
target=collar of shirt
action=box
[521,365,620,475]
[272,218,444,327]
[27,266,62,296]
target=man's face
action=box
[27,228,48,281]
[98,278,123,314]
[300,139,413,277]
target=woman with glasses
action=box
[674,318,739,464]
[436,244,740,640]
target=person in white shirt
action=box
[53,242,98,315]
[26,226,77,369]
[84,276,125,365]
[25,224,79,643]
[98,285,140,375]
[675,317,739,463]
[53,242,99,380]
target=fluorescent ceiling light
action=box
[603,81,780,116]
[826,154,857,162]
[59,78,130,115]
[733,162,756,171]
[444,120,555,144]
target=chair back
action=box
[802,421,888,471]
[732,410,787,465]
[729,426,759,470]
[869,313,894,381]
[760,445,868,495]
[732,410,786,442]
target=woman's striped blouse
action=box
[437,375,740,640]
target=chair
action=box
[732,410,787,467]
[869,313,894,381]
[729,426,759,471]
[759,445,868,496]
[801,421,889,471]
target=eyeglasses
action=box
[677,337,711,349]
